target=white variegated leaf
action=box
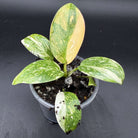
[50,3,85,64]
[55,92,81,134]
[21,34,53,60]
[12,60,64,85]
[78,57,125,84]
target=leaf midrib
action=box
[79,65,122,84]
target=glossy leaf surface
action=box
[12,60,64,85]
[78,57,125,84]
[21,34,53,60]
[50,3,85,64]
[55,92,81,134]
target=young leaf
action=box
[50,3,85,64]
[21,34,53,60]
[12,60,64,85]
[78,57,125,85]
[88,76,96,86]
[55,92,81,134]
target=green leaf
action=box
[50,3,85,64]
[12,60,64,85]
[55,92,81,134]
[88,76,96,86]
[78,57,125,85]
[21,34,53,60]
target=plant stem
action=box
[63,63,68,77]
[68,68,78,76]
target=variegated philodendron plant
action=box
[12,3,125,134]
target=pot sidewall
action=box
[30,79,99,123]
[30,56,99,123]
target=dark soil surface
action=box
[33,57,95,105]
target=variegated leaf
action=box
[88,76,96,86]
[55,92,81,134]
[12,60,64,85]
[50,3,85,64]
[21,34,53,60]
[78,57,125,85]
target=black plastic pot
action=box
[29,56,99,123]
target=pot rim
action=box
[30,78,99,109]
[30,56,99,109]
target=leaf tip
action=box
[66,130,72,135]
[12,79,17,85]
[21,39,24,45]
[12,75,21,85]
[119,78,125,85]
[65,2,75,6]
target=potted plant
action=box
[12,3,125,134]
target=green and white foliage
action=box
[50,3,85,64]
[88,76,96,86]
[12,2,125,134]
[12,60,64,85]
[21,34,53,60]
[78,57,125,85]
[55,92,81,134]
